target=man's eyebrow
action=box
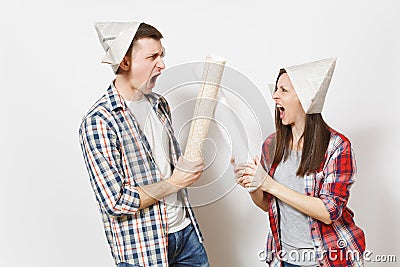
[148,51,161,57]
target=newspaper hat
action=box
[95,22,141,73]
[283,58,337,114]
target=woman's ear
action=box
[119,56,131,71]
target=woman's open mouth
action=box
[277,104,285,119]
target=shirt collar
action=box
[145,92,162,108]
[107,81,162,111]
[107,82,128,111]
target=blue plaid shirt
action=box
[79,84,203,266]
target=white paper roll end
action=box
[246,187,257,193]
[207,54,226,64]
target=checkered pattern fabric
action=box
[79,84,203,266]
[261,130,365,266]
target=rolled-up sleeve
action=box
[79,115,140,217]
[319,140,357,222]
[261,133,276,173]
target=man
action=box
[79,21,209,267]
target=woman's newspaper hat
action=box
[268,58,337,114]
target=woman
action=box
[232,58,365,266]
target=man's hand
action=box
[137,156,204,210]
[167,156,205,189]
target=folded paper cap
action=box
[269,58,337,114]
[95,22,141,73]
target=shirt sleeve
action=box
[260,133,276,174]
[319,139,357,222]
[79,115,141,217]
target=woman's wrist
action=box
[264,179,279,195]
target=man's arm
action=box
[80,115,204,214]
[130,95,205,210]
[136,157,204,210]
[80,116,141,216]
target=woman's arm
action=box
[232,157,269,212]
[236,157,331,224]
[231,157,331,224]
[244,138,357,224]
[249,189,269,212]
[268,181,331,224]
[241,171,331,224]
[269,137,357,225]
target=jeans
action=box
[118,224,209,267]
[167,223,209,267]
[282,262,301,267]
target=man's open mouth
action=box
[150,73,161,84]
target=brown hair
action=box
[116,23,163,73]
[272,69,331,176]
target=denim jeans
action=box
[117,223,209,267]
[282,262,301,267]
[167,223,209,267]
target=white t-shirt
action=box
[126,97,190,233]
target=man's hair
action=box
[116,23,163,74]
[272,69,331,176]
[132,22,163,46]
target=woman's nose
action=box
[272,90,280,100]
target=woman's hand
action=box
[231,156,275,192]
[231,156,270,211]
[231,157,257,189]
[231,156,332,223]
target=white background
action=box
[1,0,399,266]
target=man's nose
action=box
[157,57,165,69]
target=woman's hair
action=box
[272,69,331,176]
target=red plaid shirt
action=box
[261,129,365,266]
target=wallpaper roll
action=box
[184,55,226,161]
[214,89,257,192]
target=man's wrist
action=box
[164,177,181,194]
